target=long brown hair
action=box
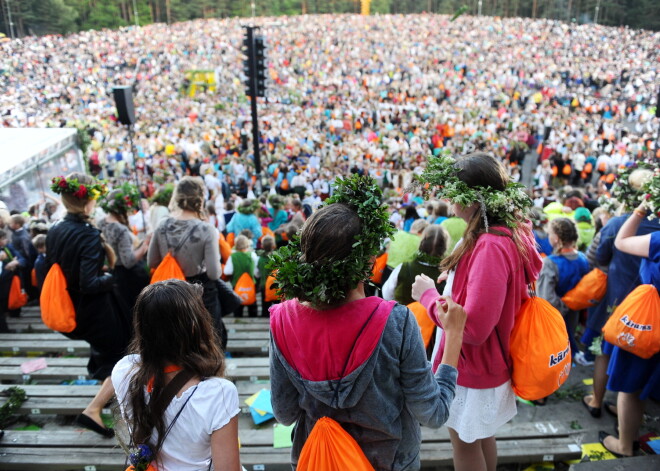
[441,153,532,272]
[124,280,225,454]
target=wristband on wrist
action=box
[633,209,646,218]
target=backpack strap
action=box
[164,219,198,255]
[332,301,383,407]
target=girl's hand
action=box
[411,273,437,301]
[435,296,467,335]
[437,271,448,284]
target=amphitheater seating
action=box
[1,307,581,470]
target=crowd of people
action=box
[1,11,660,471]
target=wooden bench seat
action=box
[569,455,660,470]
[0,381,271,416]
[7,318,272,334]
[14,308,270,324]
[0,337,269,357]
[0,357,270,383]
[0,420,580,470]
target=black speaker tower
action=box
[113,86,136,125]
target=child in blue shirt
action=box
[538,218,591,364]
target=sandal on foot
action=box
[599,431,632,458]
[582,395,602,418]
[75,413,114,438]
[613,424,640,451]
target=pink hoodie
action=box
[420,226,542,389]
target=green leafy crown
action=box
[100,182,141,215]
[417,153,532,228]
[266,175,395,306]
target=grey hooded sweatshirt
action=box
[270,297,458,471]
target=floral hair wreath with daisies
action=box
[642,167,660,220]
[51,176,107,200]
[100,182,141,215]
[415,152,532,229]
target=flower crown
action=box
[416,153,532,228]
[266,175,395,306]
[51,176,107,200]
[642,167,660,220]
[100,182,141,215]
[610,161,654,211]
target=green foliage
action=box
[266,174,395,306]
[1,0,659,38]
[417,152,533,228]
[0,387,27,428]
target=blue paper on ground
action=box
[250,407,274,425]
[648,439,660,454]
[251,389,273,414]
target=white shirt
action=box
[112,354,239,471]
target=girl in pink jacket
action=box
[413,152,542,471]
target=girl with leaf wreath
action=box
[598,192,660,458]
[100,183,151,311]
[411,153,543,471]
[226,199,262,247]
[46,172,130,437]
[268,175,466,470]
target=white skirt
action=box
[445,381,517,443]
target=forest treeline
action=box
[1,0,659,38]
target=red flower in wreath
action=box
[73,185,88,199]
[58,179,68,189]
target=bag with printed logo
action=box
[561,267,608,311]
[234,272,256,305]
[509,287,572,401]
[602,284,660,359]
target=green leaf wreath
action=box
[100,182,141,215]
[266,175,395,306]
[416,153,532,228]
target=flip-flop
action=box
[75,413,114,438]
[582,395,602,418]
[604,401,618,417]
[599,431,632,458]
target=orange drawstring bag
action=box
[602,284,660,359]
[280,179,290,191]
[8,275,28,310]
[562,164,572,176]
[234,272,256,305]
[407,302,435,349]
[551,166,558,177]
[264,274,279,302]
[510,289,572,401]
[370,253,388,284]
[31,268,38,287]
[40,263,76,333]
[297,417,375,471]
[218,234,232,263]
[150,253,186,284]
[561,268,608,311]
[226,232,235,248]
